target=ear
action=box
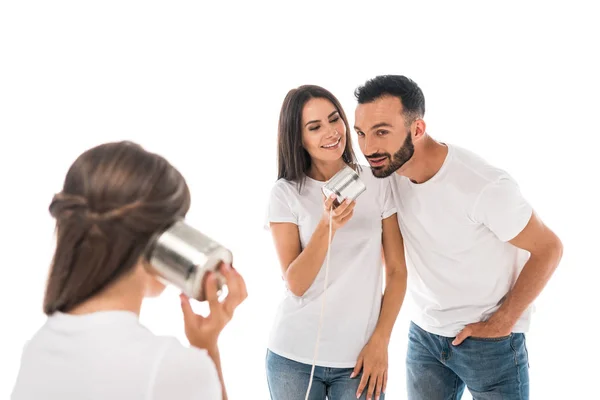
[135,257,156,282]
[412,119,427,140]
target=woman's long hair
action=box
[43,141,190,315]
[276,85,359,192]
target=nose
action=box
[327,127,339,139]
[363,135,377,156]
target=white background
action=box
[1,1,598,399]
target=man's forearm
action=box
[490,246,562,328]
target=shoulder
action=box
[156,338,216,371]
[151,339,222,399]
[447,144,515,192]
[270,178,299,198]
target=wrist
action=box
[189,332,220,351]
[488,309,517,331]
[206,344,220,359]
[319,218,336,235]
[205,345,222,372]
[371,327,392,345]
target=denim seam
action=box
[444,339,453,364]
[265,351,275,400]
[509,335,518,367]
[451,374,459,400]
[523,335,530,369]
[510,335,524,400]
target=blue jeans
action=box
[406,322,529,400]
[266,349,385,400]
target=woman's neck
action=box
[68,271,145,316]
[307,158,346,182]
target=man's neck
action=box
[399,137,448,184]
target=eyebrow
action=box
[354,122,393,131]
[305,110,339,126]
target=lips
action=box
[321,137,341,149]
[368,156,387,167]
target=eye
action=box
[377,129,389,136]
[329,116,340,123]
[356,131,365,137]
[308,125,320,131]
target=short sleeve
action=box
[151,341,222,400]
[380,177,397,220]
[471,176,533,242]
[264,181,298,230]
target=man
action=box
[353,75,563,400]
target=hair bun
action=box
[48,192,152,242]
[49,193,91,221]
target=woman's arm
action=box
[270,221,330,297]
[353,214,407,400]
[374,214,408,340]
[180,265,248,400]
[205,346,226,399]
[269,196,356,297]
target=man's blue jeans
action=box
[407,321,529,399]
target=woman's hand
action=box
[352,334,389,400]
[180,263,248,351]
[321,194,356,232]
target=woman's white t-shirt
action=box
[265,167,396,368]
[11,311,222,400]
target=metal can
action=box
[145,219,232,301]
[321,165,367,207]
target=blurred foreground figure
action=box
[11,141,247,400]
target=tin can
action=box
[145,220,231,301]
[321,165,367,207]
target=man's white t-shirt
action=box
[265,167,396,368]
[11,311,222,400]
[390,144,534,337]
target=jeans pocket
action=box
[468,333,512,342]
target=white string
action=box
[305,207,334,400]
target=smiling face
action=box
[355,96,419,178]
[276,85,359,184]
[301,97,347,163]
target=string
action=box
[305,206,334,400]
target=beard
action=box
[368,133,415,178]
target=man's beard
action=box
[367,134,415,178]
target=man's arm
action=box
[489,211,563,328]
[453,210,563,345]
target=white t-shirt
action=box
[265,167,396,368]
[11,311,222,400]
[390,144,534,337]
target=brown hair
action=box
[277,85,360,192]
[43,141,191,315]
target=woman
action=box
[265,86,407,400]
[11,141,247,400]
